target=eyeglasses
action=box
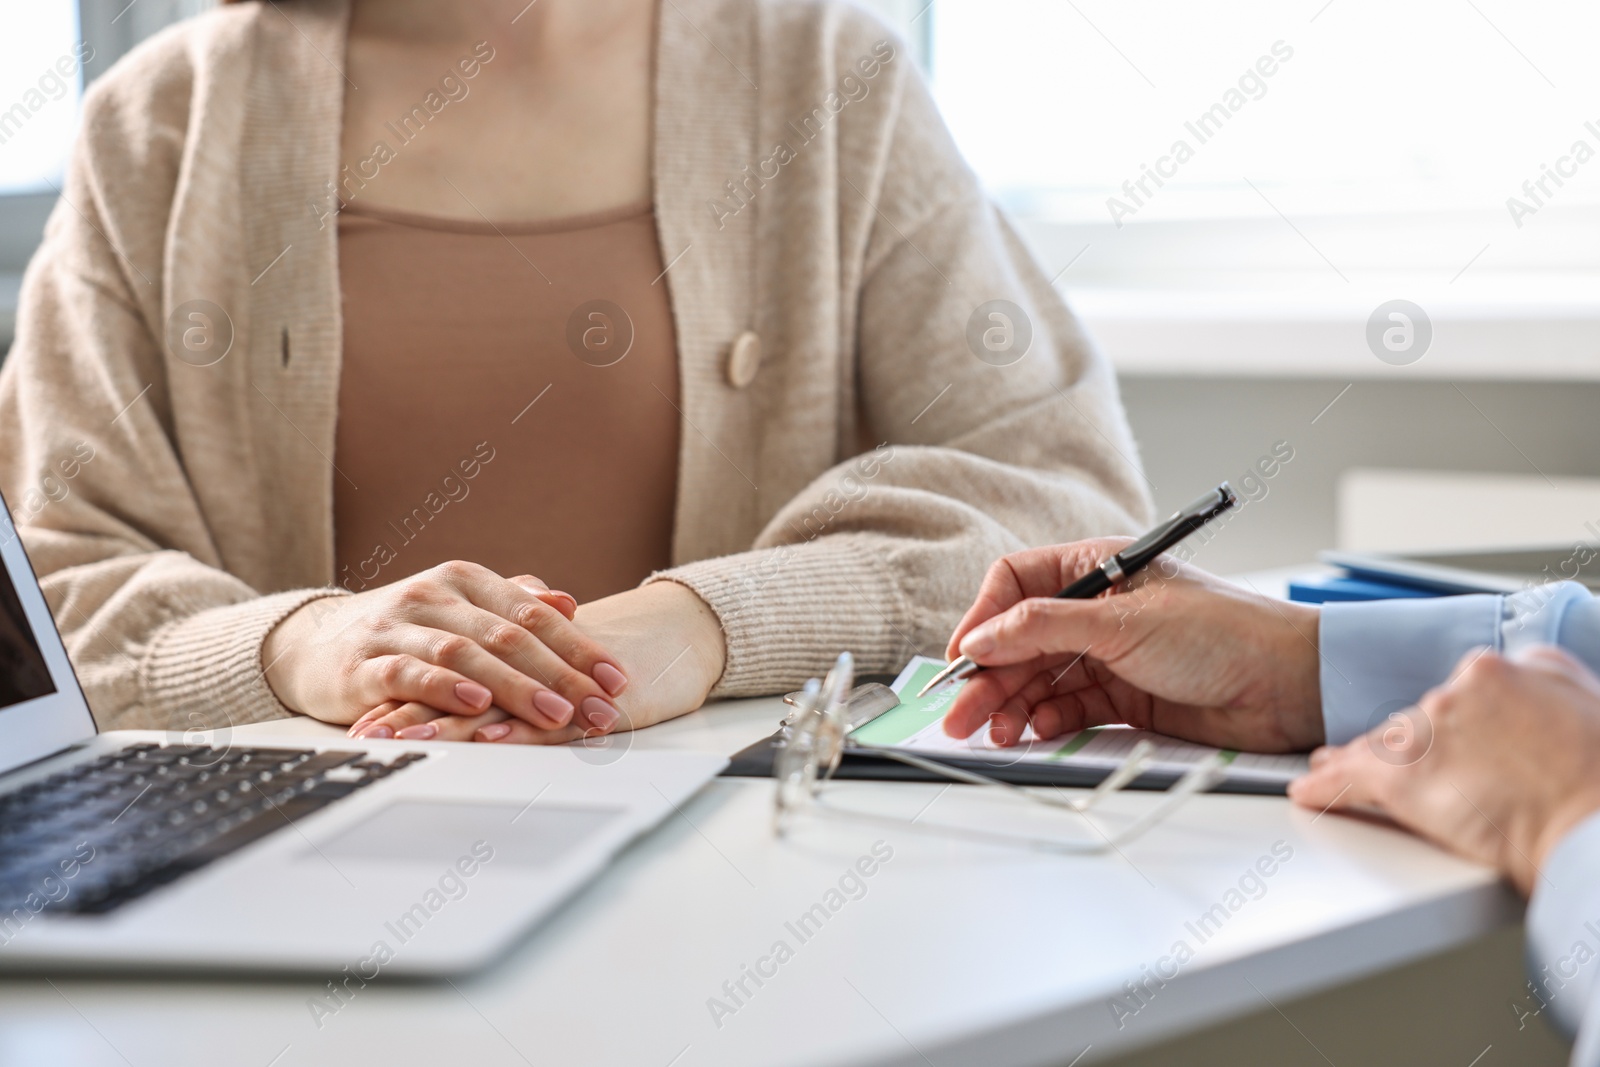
[773,653,1228,854]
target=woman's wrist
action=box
[261,606,310,714]
[656,580,728,693]
[578,581,727,702]
[261,596,341,715]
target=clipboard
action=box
[717,662,1304,797]
[720,730,1293,796]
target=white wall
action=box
[1118,376,1600,575]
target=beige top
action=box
[0,0,1151,731]
[334,199,679,604]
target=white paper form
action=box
[852,657,1308,786]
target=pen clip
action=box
[1115,483,1236,564]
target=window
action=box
[935,0,1600,223]
[0,5,85,196]
[0,1,211,350]
[929,1,1600,375]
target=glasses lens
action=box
[774,710,823,824]
[817,704,848,782]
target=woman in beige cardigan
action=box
[0,0,1150,744]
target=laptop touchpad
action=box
[316,800,623,870]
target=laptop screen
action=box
[0,561,54,709]
[0,502,96,777]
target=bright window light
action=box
[0,5,85,195]
[931,1,1600,229]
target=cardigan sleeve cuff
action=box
[137,588,350,731]
[647,538,913,699]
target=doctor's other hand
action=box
[941,539,1325,753]
[1290,645,1600,897]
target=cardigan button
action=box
[726,330,762,389]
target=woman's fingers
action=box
[267,562,613,731]
[348,702,403,740]
[448,565,628,697]
[349,700,437,740]
[347,625,574,730]
[415,562,624,709]
[435,603,623,729]
[347,654,496,719]
[369,609,618,732]
[352,703,511,742]
[426,706,509,742]
[474,718,588,746]
[509,574,578,620]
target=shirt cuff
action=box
[1526,810,1600,1038]
[1318,594,1503,745]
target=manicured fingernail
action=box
[961,626,997,658]
[478,722,512,741]
[396,723,437,741]
[592,662,628,696]
[533,689,575,726]
[1309,746,1333,768]
[582,697,619,730]
[353,724,393,740]
[455,681,492,710]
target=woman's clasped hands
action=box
[261,561,726,746]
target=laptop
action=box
[0,503,725,974]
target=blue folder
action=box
[1287,573,1439,604]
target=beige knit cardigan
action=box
[0,0,1152,731]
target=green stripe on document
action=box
[1047,726,1104,760]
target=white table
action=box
[0,690,1518,1067]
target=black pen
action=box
[917,483,1239,698]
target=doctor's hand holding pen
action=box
[938,537,1326,754]
[939,537,1600,899]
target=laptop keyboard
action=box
[0,743,426,917]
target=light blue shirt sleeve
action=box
[1319,581,1600,1064]
[1318,581,1600,745]
[1527,811,1600,1056]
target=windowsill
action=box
[1014,206,1600,380]
[1069,282,1600,380]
